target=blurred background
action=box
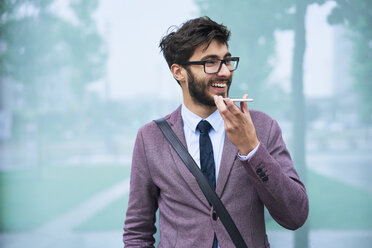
[0,0,371,247]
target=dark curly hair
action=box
[159,16,231,70]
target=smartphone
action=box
[229,98,254,102]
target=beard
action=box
[187,69,231,107]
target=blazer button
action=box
[258,171,266,178]
[212,211,218,221]
[256,168,263,174]
[262,176,269,182]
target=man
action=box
[123,16,308,248]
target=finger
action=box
[214,95,229,115]
[214,95,227,111]
[223,97,242,115]
[240,94,254,124]
[214,95,234,121]
[240,94,249,113]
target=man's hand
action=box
[214,94,259,155]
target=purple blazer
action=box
[123,106,308,248]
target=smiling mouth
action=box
[211,82,227,88]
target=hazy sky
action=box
[93,0,198,100]
[91,0,339,100]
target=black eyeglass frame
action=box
[182,57,240,74]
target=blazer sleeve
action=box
[241,118,309,230]
[123,127,159,247]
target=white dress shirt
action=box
[181,104,259,183]
[181,104,225,182]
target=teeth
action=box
[211,82,226,88]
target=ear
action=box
[171,64,187,83]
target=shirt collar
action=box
[181,103,224,133]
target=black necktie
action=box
[197,120,216,190]
[197,120,218,248]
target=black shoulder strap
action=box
[154,118,248,248]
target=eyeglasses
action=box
[182,57,239,74]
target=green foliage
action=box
[70,0,99,25]
[0,166,129,231]
[0,0,106,110]
[328,0,372,123]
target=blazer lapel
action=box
[167,106,210,208]
[216,136,238,196]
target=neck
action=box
[183,95,216,119]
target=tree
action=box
[0,0,106,166]
[0,0,106,113]
[328,0,372,123]
[291,2,309,247]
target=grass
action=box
[0,165,130,232]
[266,170,372,230]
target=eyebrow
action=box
[200,52,232,61]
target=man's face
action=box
[185,40,233,107]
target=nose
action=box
[217,62,232,77]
